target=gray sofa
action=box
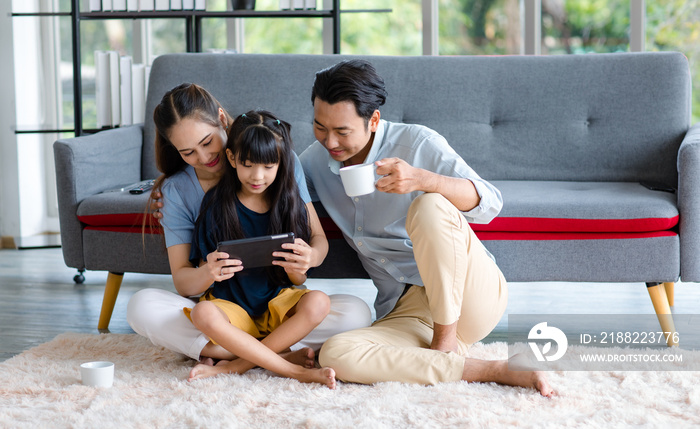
[54,52,698,338]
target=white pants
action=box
[127,288,372,360]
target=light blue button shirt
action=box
[300,120,503,319]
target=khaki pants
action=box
[319,193,508,385]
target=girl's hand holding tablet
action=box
[205,251,242,281]
[272,238,313,277]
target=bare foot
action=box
[463,356,555,398]
[502,363,554,397]
[188,349,316,383]
[199,357,215,366]
[188,358,243,381]
[290,366,336,389]
[281,347,316,369]
[188,362,228,382]
[508,353,556,397]
[189,358,336,389]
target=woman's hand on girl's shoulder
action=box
[205,251,243,282]
[272,238,313,276]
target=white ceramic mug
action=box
[339,163,376,197]
[80,361,115,387]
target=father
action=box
[300,59,553,396]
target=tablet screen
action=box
[216,233,295,269]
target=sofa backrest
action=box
[144,52,690,185]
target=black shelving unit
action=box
[12,0,391,137]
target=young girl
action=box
[185,110,336,388]
[127,83,372,375]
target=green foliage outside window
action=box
[541,0,629,54]
[241,0,421,55]
[647,0,700,123]
[439,0,520,55]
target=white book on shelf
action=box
[304,0,316,9]
[131,64,146,124]
[279,0,290,9]
[195,0,206,10]
[119,56,133,126]
[127,0,139,11]
[90,0,102,11]
[155,0,169,10]
[292,0,304,10]
[95,51,111,128]
[183,0,194,9]
[108,51,121,126]
[103,0,113,11]
[171,0,183,9]
[113,0,127,10]
[140,0,155,10]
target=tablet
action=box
[216,233,295,269]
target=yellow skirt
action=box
[183,287,309,341]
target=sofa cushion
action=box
[76,180,679,242]
[84,226,161,234]
[312,180,680,243]
[472,181,679,234]
[475,230,677,241]
[77,191,158,229]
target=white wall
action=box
[0,1,21,242]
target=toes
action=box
[188,365,204,382]
[323,367,337,389]
[199,357,215,366]
[535,377,555,397]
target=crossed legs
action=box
[127,289,372,360]
[189,290,336,388]
[319,193,553,396]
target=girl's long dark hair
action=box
[200,110,310,285]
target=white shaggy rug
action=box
[1,333,699,428]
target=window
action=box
[339,0,420,55]
[647,0,700,122]
[6,0,699,239]
[541,0,630,54]
[240,0,412,55]
[440,0,521,55]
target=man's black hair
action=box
[311,59,388,122]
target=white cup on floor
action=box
[339,163,376,197]
[80,361,114,387]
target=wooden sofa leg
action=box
[645,282,678,347]
[664,282,675,307]
[98,272,124,332]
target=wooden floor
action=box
[2,247,699,362]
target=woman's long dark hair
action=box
[151,83,233,195]
[200,110,310,285]
[143,83,233,241]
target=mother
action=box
[127,83,371,364]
